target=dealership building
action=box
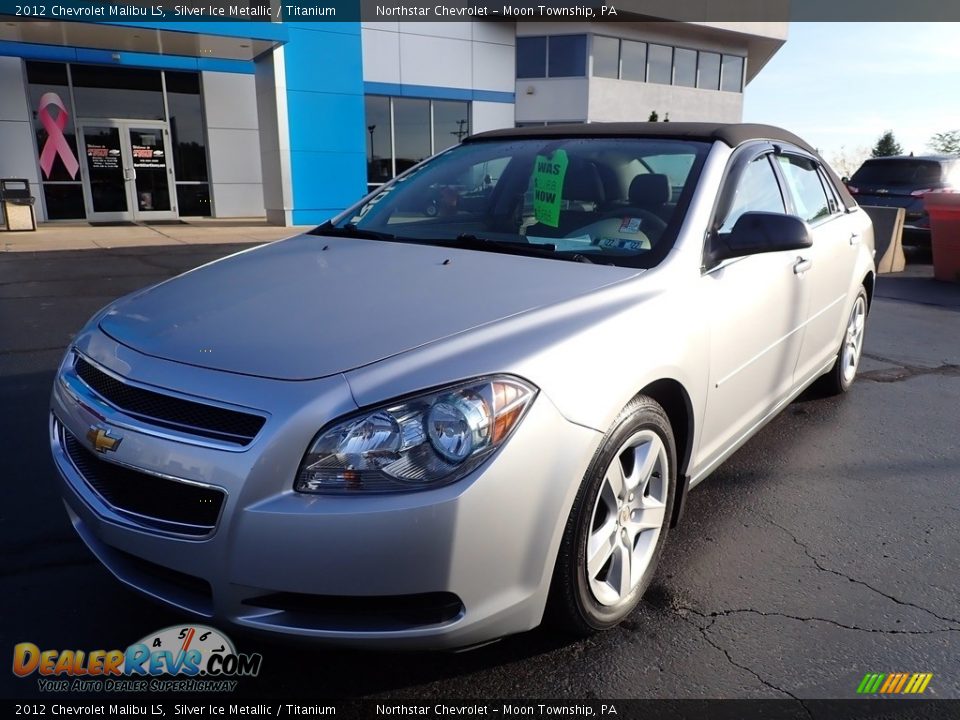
[0,14,786,225]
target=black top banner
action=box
[3,0,960,22]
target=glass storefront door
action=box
[79,120,177,222]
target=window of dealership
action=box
[364,96,470,189]
[516,33,746,92]
[25,61,210,221]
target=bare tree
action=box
[829,145,872,179]
[929,130,960,155]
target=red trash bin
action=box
[924,191,960,283]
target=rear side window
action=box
[851,160,943,185]
[644,154,696,193]
[776,155,830,224]
[817,167,842,214]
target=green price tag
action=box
[533,149,569,228]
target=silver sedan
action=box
[50,123,875,649]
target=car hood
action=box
[98,234,639,380]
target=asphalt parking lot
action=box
[1,242,958,701]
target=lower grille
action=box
[59,422,225,537]
[242,591,464,631]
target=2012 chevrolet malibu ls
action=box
[50,123,875,649]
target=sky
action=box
[742,22,960,174]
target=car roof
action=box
[466,122,858,210]
[467,122,818,153]
[861,155,958,163]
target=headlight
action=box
[295,376,537,494]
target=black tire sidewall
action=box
[559,398,677,632]
[837,287,870,393]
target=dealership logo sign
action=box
[12,625,262,692]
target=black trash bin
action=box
[0,178,37,231]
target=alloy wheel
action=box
[586,429,669,607]
[842,295,867,385]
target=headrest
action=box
[562,161,605,203]
[628,173,671,206]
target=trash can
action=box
[0,178,37,232]
[924,191,960,283]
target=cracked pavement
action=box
[1,246,958,700]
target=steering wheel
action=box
[599,208,668,239]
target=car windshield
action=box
[324,137,710,268]
[851,159,944,186]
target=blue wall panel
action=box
[286,91,367,154]
[283,22,366,224]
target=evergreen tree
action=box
[871,130,903,158]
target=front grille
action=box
[74,355,265,446]
[60,423,225,537]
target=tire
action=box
[548,396,676,636]
[816,286,869,396]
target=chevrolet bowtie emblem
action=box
[86,426,122,453]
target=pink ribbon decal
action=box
[37,92,80,180]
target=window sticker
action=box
[529,235,592,252]
[619,216,643,233]
[599,237,646,251]
[533,149,569,228]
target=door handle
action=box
[849,232,860,245]
[793,256,813,275]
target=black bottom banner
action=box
[4,700,960,720]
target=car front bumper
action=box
[49,333,601,649]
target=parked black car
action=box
[846,156,959,244]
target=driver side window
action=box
[718,155,786,233]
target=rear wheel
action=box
[548,397,676,635]
[817,286,868,395]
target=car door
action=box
[775,154,860,384]
[695,149,813,472]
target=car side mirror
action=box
[841,176,849,184]
[709,212,812,267]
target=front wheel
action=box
[548,396,676,636]
[817,286,869,395]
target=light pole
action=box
[450,119,468,142]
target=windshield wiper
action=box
[455,235,605,265]
[454,233,558,257]
[311,221,396,241]
[310,226,596,263]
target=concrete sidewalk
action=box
[875,262,960,310]
[1,218,310,252]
